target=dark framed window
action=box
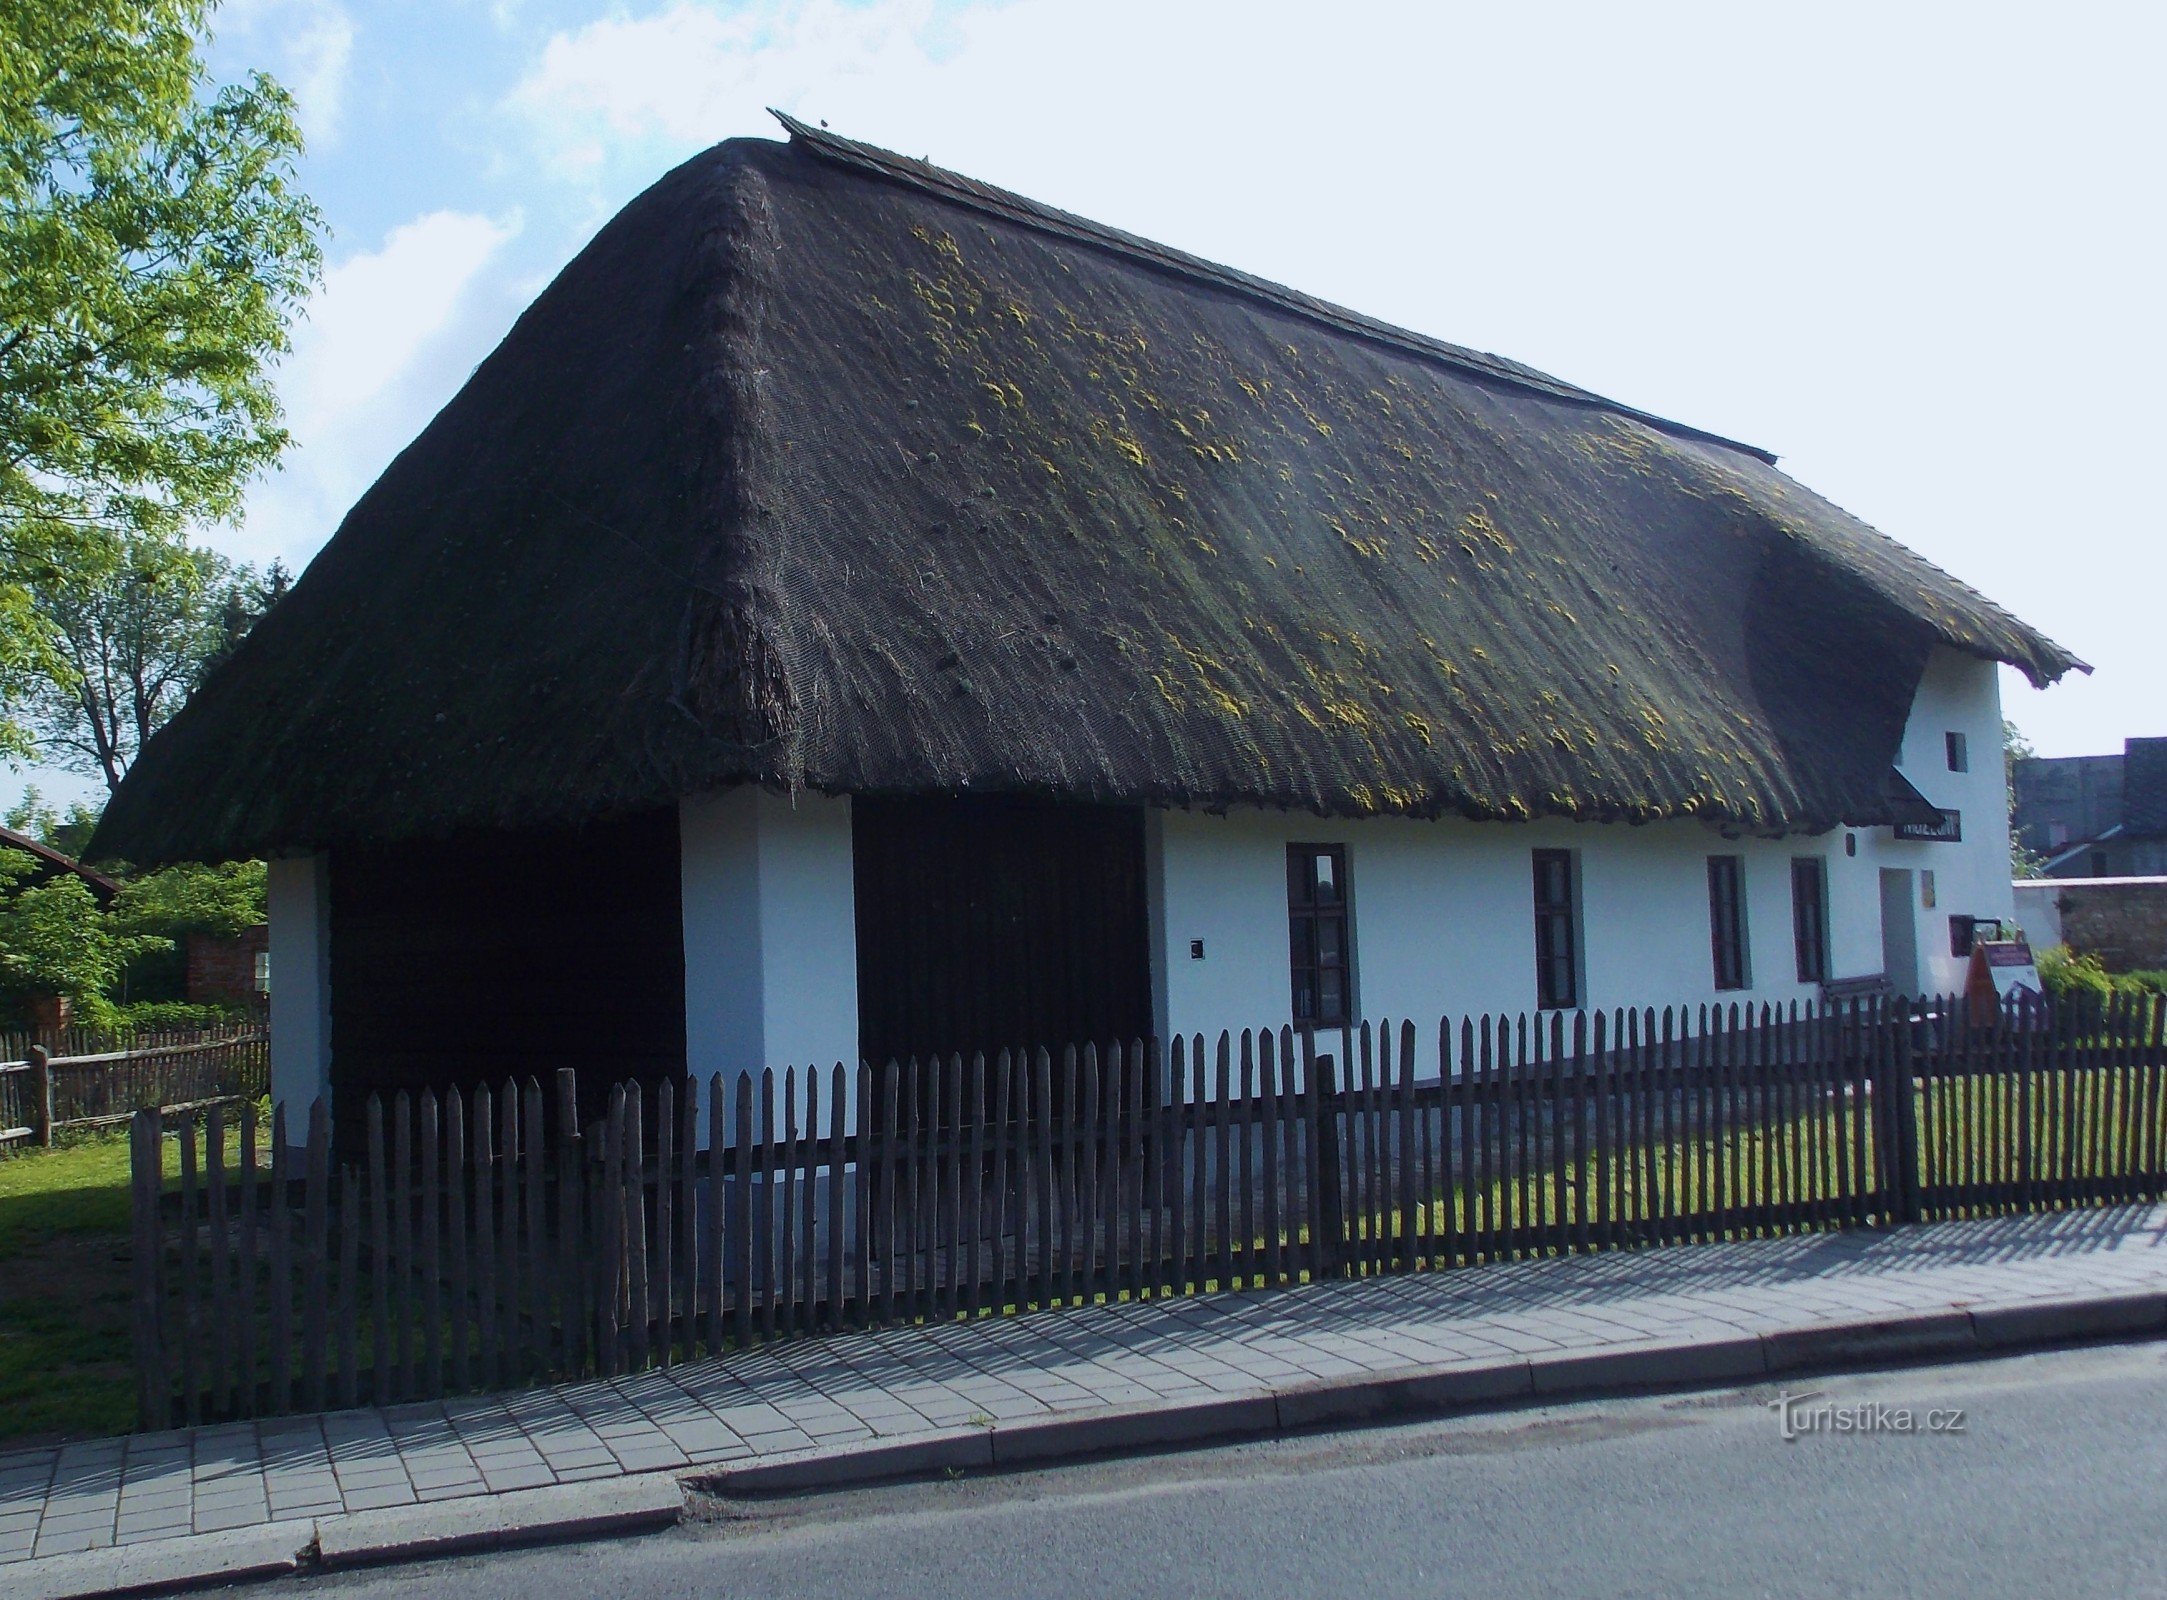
[1945,731,1969,772]
[1532,849,1579,1010]
[1708,855,1749,991]
[1790,857,1829,984]
[1288,845,1352,1026]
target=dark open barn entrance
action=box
[851,796,1152,1078]
[326,808,687,1152]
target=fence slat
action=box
[422,1091,443,1396]
[801,1066,821,1335]
[1395,1020,1417,1276]
[1188,1037,1209,1288]
[1210,1036,1232,1291]
[1234,1034,1254,1288]
[903,1061,924,1324]
[626,1083,650,1369]
[502,1082,525,1381]
[335,1161,359,1411]
[671,1077,693,1352]
[732,1073,754,1349]
[852,1064,873,1328]
[130,1110,166,1429]
[474,1085,499,1390]
[943,1054,964,1322]
[989,1052,1011,1317]
[367,1100,391,1407]
[1057,1046,1078,1306]
[393,1094,415,1402]
[967,1055,987,1319]
[302,1101,330,1413]
[707,1074,728,1350]
[1135,1040,1152,1300]
[176,1113,200,1425]
[1353,1024,1374,1273]
[526,1080,549,1383]
[656,1078,677,1366]
[598,1091,621,1375]
[238,1100,260,1419]
[205,1102,234,1420]
[1259,1031,1283,1289]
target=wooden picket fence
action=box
[0,1025,266,1150]
[131,992,2167,1428]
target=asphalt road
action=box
[288,1341,2167,1600]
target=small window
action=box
[254,950,271,994]
[1945,731,1968,772]
[2090,851,2109,878]
[1288,845,1352,1026]
[1708,855,1749,991]
[2048,821,2070,847]
[1790,858,1829,985]
[1949,913,1978,959]
[1532,849,1580,1010]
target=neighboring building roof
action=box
[91,119,2083,866]
[0,825,121,898]
[2015,735,2167,861]
[2124,738,2167,837]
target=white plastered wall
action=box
[679,788,860,1142]
[1151,645,2015,1040]
[1866,646,2017,996]
[265,854,332,1145]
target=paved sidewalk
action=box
[6,1206,2167,1572]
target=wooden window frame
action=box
[1708,854,1749,992]
[1531,848,1580,1011]
[1790,856,1829,985]
[1287,844,1353,1028]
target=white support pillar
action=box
[265,854,332,1145]
[680,788,860,1144]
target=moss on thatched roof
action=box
[92,118,2082,865]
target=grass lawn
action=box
[0,1132,143,1446]
[0,1125,247,1448]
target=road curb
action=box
[11,1521,311,1600]
[1970,1290,2167,1348]
[312,1472,686,1570]
[1762,1310,1979,1373]
[696,1293,2167,1501]
[707,1427,993,1494]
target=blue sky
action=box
[24,1,2164,807]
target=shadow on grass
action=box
[0,1132,140,1447]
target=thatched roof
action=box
[93,117,2082,866]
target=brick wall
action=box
[2050,881,2167,972]
[186,925,270,1008]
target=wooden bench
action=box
[1821,973,1894,1006]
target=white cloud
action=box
[504,0,942,179]
[226,209,520,572]
[216,0,357,147]
[288,209,520,427]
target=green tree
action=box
[23,534,279,790]
[0,0,322,755]
[3,784,100,858]
[2005,718,2048,879]
[111,856,263,940]
[0,848,163,1008]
